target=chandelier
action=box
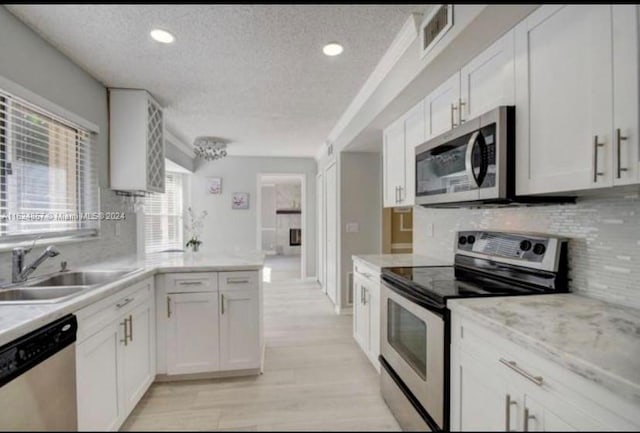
[193,137,228,161]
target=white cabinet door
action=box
[455,350,510,432]
[325,162,338,305]
[166,292,220,375]
[76,323,122,431]
[515,5,613,194]
[383,118,406,207]
[612,5,640,186]
[460,30,515,121]
[522,393,603,432]
[219,289,260,370]
[425,72,460,140]
[120,298,155,413]
[402,100,425,206]
[366,278,380,371]
[352,275,370,352]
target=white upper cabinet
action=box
[383,117,406,207]
[109,89,165,194]
[612,5,640,186]
[403,100,425,206]
[460,30,515,122]
[514,5,618,195]
[425,72,461,140]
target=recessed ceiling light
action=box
[323,42,344,57]
[150,29,175,44]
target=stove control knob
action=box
[519,240,532,252]
[533,243,546,255]
[458,236,467,245]
[467,235,476,245]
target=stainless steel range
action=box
[379,231,569,431]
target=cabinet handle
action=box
[394,186,399,203]
[524,407,535,432]
[362,287,367,306]
[116,297,133,309]
[221,294,225,315]
[505,394,517,431]
[451,103,458,128]
[499,358,543,386]
[617,128,629,179]
[128,314,133,342]
[120,319,128,346]
[459,98,466,124]
[167,296,172,318]
[593,135,605,182]
[398,186,403,202]
[227,278,250,284]
[179,280,203,286]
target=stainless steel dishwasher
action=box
[0,315,78,431]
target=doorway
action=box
[257,173,306,282]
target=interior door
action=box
[219,289,260,370]
[316,172,325,290]
[515,5,613,194]
[425,71,461,140]
[325,162,338,305]
[166,292,220,375]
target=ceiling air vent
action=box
[420,4,453,58]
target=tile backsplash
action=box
[413,189,640,309]
[0,189,137,283]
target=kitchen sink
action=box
[25,270,135,288]
[0,269,142,304]
[0,286,85,303]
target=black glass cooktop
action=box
[381,266,537,308]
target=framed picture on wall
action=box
[232,192,250,209]
[207,177,222,194]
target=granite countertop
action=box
[352,253,452,270]
[448,294,640,405]
[0,250,265,347]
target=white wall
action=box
[340,152,383,307]
[190,156,316,277]
[0,6,136,281]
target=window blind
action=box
[144,171,183,253]
[0,90,99,241]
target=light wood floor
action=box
[121,280,400,431]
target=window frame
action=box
[0,89,100,246]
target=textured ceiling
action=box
[7,4,426,157]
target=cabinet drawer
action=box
[353,261,380,282]
[165,272,218,293]
[76,278,153,343]
[219,271,259,291]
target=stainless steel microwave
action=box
[415,106,514,207]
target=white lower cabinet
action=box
[352,260,380,372]
[75,278,155,431]
[166,292,220,375]
[219,288,261,370]
[450,311,639,431]
[159,271,263,376]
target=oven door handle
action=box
[381,277,446,316]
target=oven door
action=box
[380,281,445,429]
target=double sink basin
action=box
[0,269,142,304]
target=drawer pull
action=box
[227,278,250,284]
[179,281,203,286]
[128,314,133,342]
[499,358,543,386]
[167,296,172,318]
[116,297,133,309]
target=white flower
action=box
[185,207,208,241]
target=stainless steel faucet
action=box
[11,245,61,283]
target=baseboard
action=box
[155,368,260,382]
[334,304,353,315]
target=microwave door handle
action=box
[465,131,480,187]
